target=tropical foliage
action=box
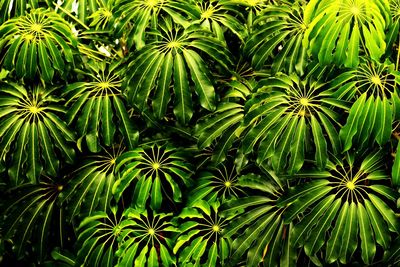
[0,0,400,266]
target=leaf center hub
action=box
[299,97,309,106]
[370,75,381,85]
[98,81,111,89]
[167,41,181,48]
[28,105,41,114]
[350,5,360,16]
[212,225,220,232]
[201,9,214,19]
[247,0,260,6]
[346,181,355,190]
[30,23,43,33]
[152,162,160,170]
[146,0,158,7]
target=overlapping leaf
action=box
[244,0,309,73]
[124,18,233,124]
[63,60,138,152]
[169,0,247,42]
[174,201,231,266]
[59,146,123,221]
[305,0,390,67]
[0,82,76,185]
[114,143,193,210]
[196,72,253,163]
[329,60,400,151]
[1,177,65,263]
[115,209,177,267]
[220,173,296,267]
[187,162,245,205]
[279,151,400,265]
[0,8,77,81]
[240,72,348,173]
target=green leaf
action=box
[364,199,391,249]
[288,116,306,174]
[357,203,375,264]
[326,201,349,263]
[340,93,367,152]
[292,194,336,246]
[150,176,162,210]
[15,40,28,77]
[37,120,58,176]
[8,121,30,185]
[310,114,327,169]
[134,243,149,267]
[148,246,159,267]
[101,96,115,146]
[344,24,360,68]
[153,51,173,119]
[38,41,54,81]
[183,49,215,111]
[304,198,341,256]
[135,176,152,209]
[375,97,392,145]
[173,52,192,124]
[369,193,400,233]
[206,242,217,267]
[113,97,138,149]
[283,185,332,224]
[339,202,358,264]
[26,122,42,182]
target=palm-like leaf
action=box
[0,8,77,81]
[58,0,115,26]
[174,201,231,266]
[63,60,138,152]
[188,162,245,205]
[329,60,400,151]
[0,82,76,185]
[386,0,400,57]
[125,18,233,124]
[75,208,124,267]
[116,209,176,267]
[1,176,65,263]
[114,0,191,49]
[243,0,308,73]
[220,173,296,267]
[59,146,124,221]
[88,1,116,30]
[279,151,400,265]
[305,0,390,67]
[241,72,348,173]
[0,0,51,23]
[170,0,247,42]
[196,71,253,163]
[114,143,193,210]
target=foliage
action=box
[0,82,75,185]
[280,151,399,265]
[220,172,296,267]
[174,201,231,266]
[114,143,193,210]
[63,60,138,152]
[0,0,400,266]
[0,8,77,81]
[124,17,233,124]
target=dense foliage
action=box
[0,0,400,266]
